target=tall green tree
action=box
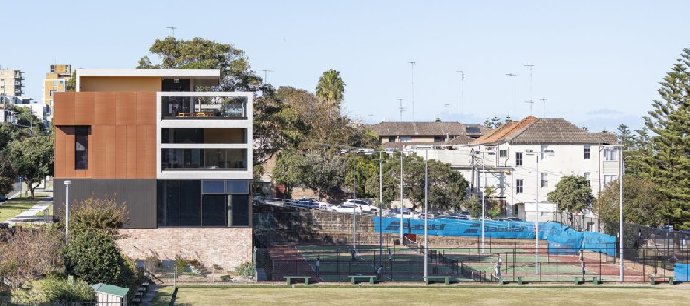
[137,37,299,165]
[642,47,690,229]
[138,37,261,92]
[547,175,594,223]
[315,69,346,110]
[594,177,668,232]
[0,154,16,196]
[6,135,53,198]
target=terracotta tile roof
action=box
[367,121,489,137]
[473,116,618,145]
[473,116,538,145]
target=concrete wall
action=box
[117,227,253,270]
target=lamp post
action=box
[64,180,71,242]
[480,151,486,254]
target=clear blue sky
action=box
[3,0,690,131]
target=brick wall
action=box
[117,228,252,270]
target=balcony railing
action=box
[161,95,247,119]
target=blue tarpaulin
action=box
[374,217,616,256]
[675,263,690,282]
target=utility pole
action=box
[400,153,404,242]
[409,61,416,121]
[379,152,383,267]
[456,70,465,114]
[423,149,429,280]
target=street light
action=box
[603,144,625,281]
[378,151,383,267]
[64,180,71,242]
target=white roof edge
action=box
[77,69,220,78]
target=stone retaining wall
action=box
[117,227,252,270]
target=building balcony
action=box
[161,148,248,171]
[159,93,247,120]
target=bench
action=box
[425,276,453,285]
[517,276,525,285]
[284,276,311,285]
[349,275,377,285]
[591,277,602,285]
[649,275,674,285]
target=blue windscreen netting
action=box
[675,263,689,282]
[374,217,616,256]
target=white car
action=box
[343,199,379,213]
[333,203,362,214]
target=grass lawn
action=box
[155,285,690,306]
[0,199,39,222]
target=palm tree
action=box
[315,69,346,109]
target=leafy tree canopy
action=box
[547,175,594,215]
[594,177,668,231]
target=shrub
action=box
[69,197,128,236]
[235,262,255,278]
[174,256,188,274]
[65,229,130,287]
[220,275,232,282]
[11,275,94,304]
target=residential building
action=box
[367,121,489,149]
[409,116,619,230]
[53,69,254,269]
[0,68,24,97]
[43,64,72,121]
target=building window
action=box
[603,175,617,186]
[584,146,591,159]
[515,152,523,166]
[388,136,396,143]
[157,180,250,227]
[541,173,548,188]
[499,149,507,158]
[516,179,524,194]
[75,127,88,170]
[604,148,617,161]
[400,136,412,142]
[583,172,591,186]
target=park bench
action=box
[348,275,377,285]
[284,276,311,285]
[425,276,453,285]
[649,275,674,285]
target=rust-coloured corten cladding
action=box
[53,92,156,179]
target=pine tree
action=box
[643,48,690,229]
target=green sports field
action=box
[154,285,690,306]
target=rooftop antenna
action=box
[397,98,405,122]
[506,73,518,115]
[524,64,535,116]
[409,61,416,121]
[166,26,177,38]
[456,70,465,115]
[524,100,534,115]
[261,69,274,84]
[540,97,548,117]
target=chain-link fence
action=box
[257,243,690,283]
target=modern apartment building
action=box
[43,64,72,121]
[0,68,24,97]
[53,69,254,269]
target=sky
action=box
[2,0,689,132]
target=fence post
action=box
[642,249,646,283]
[512,247,516,282]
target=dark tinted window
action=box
[231,195,250,226]
[157,180,201,226]
[75,127,88,170]
[202,195,227,226]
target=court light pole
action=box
[399,152,404,242]
[423,149,429,280]
[525,150,540,274]
[64,180,71,242]
[480,151,486,254]
[379,151,384,267]
[618,145,625,281]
